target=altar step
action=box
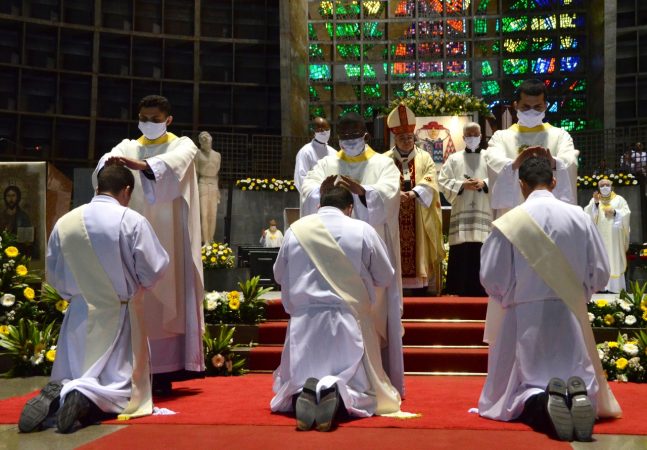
[245,296,489,374]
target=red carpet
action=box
[1,375,644,435]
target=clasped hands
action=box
[512,146,556,171]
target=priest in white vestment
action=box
[271,186,401,430]
[478,157,621,442]
[583,179,630,293]
[19,166,169,433]
[300,112,404,396]
[294,117,336,194]
[439,122,492,296]
[383,104,444,292]
[260,218,284,248]
[484,79,579,217]
[92,95,204,392]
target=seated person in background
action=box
[19,165,169,434]
[583,179,630,293]
[478,157,621,442]
[270,186,401,432]
[260,218,284,248]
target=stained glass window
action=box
[503,39,529,53]
[446,81,472,95]
[560,56,580,72]
[481,80,500,96]
[481,61,493,77]
[309,64,331,81]
[531,57,556,74]
[503,59,529,75]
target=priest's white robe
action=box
[485,123,579,216]
[93,133,205,375]
[271,207,400,416]
[293,140,337,193]
[478,190,611,421]
[48,195,169,413]
[584,193,630,293]
[260,229,284,248]
[300,146,405,396]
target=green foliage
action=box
[204,276,270,325]
[597,332,647,383]
[384,86,493,118]
[0,318,59,377]
[203,325,246,376]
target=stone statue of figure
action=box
[196,131,221,244]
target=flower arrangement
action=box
[202,242,235,270]
[236,178,296,192]
[203,276,272,325]
[577,173,638,188]
[0,319,58,377]
[203,325,246,376]
[588,282,647,328]
[597,331,647,382]
[385,86,493,118]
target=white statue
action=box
[196,131,221,244]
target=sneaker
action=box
[567,376,595,442]
[545,378,574,441]
[56,390,92,434]
[18,381,63,433]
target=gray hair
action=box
[463,122,481,134]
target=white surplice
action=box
[584,194,630,293]
[260,229,284,248]
[293,140,337,193]
[93,133,205,375]
[438,149,492,246]
[478,190,610,421]
[271,207,399,416]
[485,123,579,215]
[48,195,169,413]
[300,147,405,396]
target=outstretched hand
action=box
[105,156,149,172]
[512,146,556,170]
[336,175,366,196]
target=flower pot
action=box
[204,268,250,292]
[592,327,643,344]
[207,323,260,346]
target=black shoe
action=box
[152,378,173,396]
[18,381,63,433]
[56,390,92,434]
[295,378,318,431]
[315,383,340,432]
[567,376,595,442]
[545,378,574,441]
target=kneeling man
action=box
[271,186,401,431]
[478,157,622,441]
[19,165,169,433]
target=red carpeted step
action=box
[258,321,486,346]
[246,345,488,373]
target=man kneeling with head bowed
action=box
[18,165,169,433]
[270,185,405,431]
[478,157,622,441]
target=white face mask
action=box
[599,186,612,197]
[339,136,366,157]
[138,121,167,140]
[314,130,331,144]
[464,136,481,150]
[516,109,545,128]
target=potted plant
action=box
[201,241,250,292]
[588,281,647,343]
[203,325,246,376]
[597,330,647,382]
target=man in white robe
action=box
[383,104,443,292]
[294,117,336,194]
[271,186,401,431]
[93,95,204,393]
[478,157,621,442]
[19,166,169,433]
[584,179,630,293]
[300,112,404,396]
[484,79,579,217]
[260,218,284,248]
[439,122,492,296]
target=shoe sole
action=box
[547,378,573,441]
[18,382,62,433]
[295,378,318,431]
[57,390,90,434]
[567,377,595,442]
[315,387,340,432]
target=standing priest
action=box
[383,104,443,293]
[300,112,404,396]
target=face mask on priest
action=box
[339,136,366,157]
[138,120,168,140]
[599,185,612,197]
[314,130,331,144]
[464,136,481,151]
[516,109,545,128]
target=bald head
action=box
[312,117,330,132]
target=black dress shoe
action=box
[567,376,595,442]
[545,378,574,441]
[315,383,340,432]
[18,381,63,433]
[56,390,92,434]
[295,378,318,431]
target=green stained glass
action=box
[337,44,361,60]
[503,38,528,53]
[562,98,585,114]
[481,61,493,77]
[492,41,500,52]
[341,105,361,116]
[502,17,528,33]
[309,44,324,60]
[569,79,586,92]
[509,0,531,10]
[530,16,556,31]
[309,86,319,101]
[344,64,361,79]
[309,105,326,120]
[309,64,331,81]
[477,0,490,13]
[481,80,500,96]
[531,37,553,52]
[560,118,587,132]
[510,79,524,88]
[328,23,360,40]
[474,18,487,34]
[363,64,377,79]
[447,81,472,95]
[363,22,383,40]
[503,58,528,75]
[363,84,382,99]
[364,104,379,120]
[308,23,317,40]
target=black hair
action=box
[4,185,21,203]
[320,186,354,210]
[518,157,553,188]
[515,79,548,102]
[138,95,172,115]
[97,165,135,195]
[337,112,367,132]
